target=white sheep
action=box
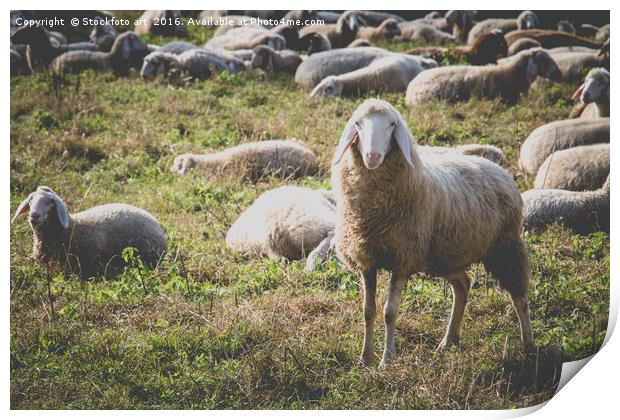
[467,11,540,44]
[140,49,234,81]
[570,68,610,118]
[405,49,561,106]
[331,99,534,367]
[226,186,336,261]
[309,54,437,97]
[534,143,609,191]
[522,176,609,234]
[12,186,167,278]
[518,118,609,175]
[172,140,319,182]
[395,22,456,44]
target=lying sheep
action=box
[405,48,561,106]
[331,99,534,367]
[419,143,504,165]
[407,30,508,65]
[310,54,437,97]
[226,186,335,261]
[205,26,286,51]
[357,18,401,41]
[534,143,609,191]
[505,29,602,50]
[522,176,609,234]
[294,47,390,89]
[570,68,610,118]
[50,32,150,75]
[543,50,609,84]
[299,11,365,48]
[140,49,232,81]
[135,10,188,37]
[395,22,456,44]
[12,186,167,278]
[250,46,302,75]
[171,140,319,182]
[467,11,539,44]
[518,118,609,175]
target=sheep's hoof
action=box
[358,354,373,367]
[435,336,459,352]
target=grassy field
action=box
[9,21,609,409]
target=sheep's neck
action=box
[595,99,610,117]
[32,219,72,264]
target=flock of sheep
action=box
[11,10,610,367]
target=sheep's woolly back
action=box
[332,99,527,295]
[467,18,519,44]
[419,144,504,165]
[534,143,609,191]
[522,178,610,234]
[396,22,456,44]
[405,49,558,106]
[519,118,609,175]
[225,186,336,260]
[294,47,390,88]
[172,139,319,181]
[544,51,608,83]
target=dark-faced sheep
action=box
[331,99,534,367]
[12,186,167,278]
[250,46,302,75]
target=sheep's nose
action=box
[28,212,41,224]
[365,152,381,168]
[582,92,591,102]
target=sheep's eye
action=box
[390,122,397,128]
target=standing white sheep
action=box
[12,186,167,278]
[331,99,534,367]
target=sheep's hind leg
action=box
[360,269,377,366]
[437,272,470,351]
[379,273,407,368]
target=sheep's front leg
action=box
[379,273,407,368]
[438,272,470,350]
[359,269,377,366]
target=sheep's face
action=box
[354,112,399,169]
[262,35,285,51]
[251,48,275,74]
[518,11,539,30]
[12,187,70,230]
[381,19,401,39]
[172,154,196,175]
[526,51,561,83]
[576,70,610,103]
[310,77,343,97]
[141,55,170,80]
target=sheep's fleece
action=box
[225,186,336,260]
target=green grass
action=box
[10,25,609,409]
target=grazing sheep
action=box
[226,186,336,260]
[407,30,508,65]
[309,54,437,97]
[135,10,188,37]
[299,11,365,48]
[405,49,561,106]
[467,11,540,44]
[357,18,401,41]
[522,176,609,234]
[171,140,319,182]
[534,144,609,191]
[331,99,534,367]
[395,22,457,44]
[140,49,232,81]
[12,186,167,278]
[570,68,610,118]
[50,32,150,75]
[250,46,302,75]
[294,47,390,89]
[205,26,286,51]
[505,29,602,49]
[507,38,542,55]
[518,118,609,175]
[298,32,331,55]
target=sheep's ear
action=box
[332,120,358,166]
[393,119,415,168]
[571,83,585,101]
[11,193,33,224]
[51,194,70,229]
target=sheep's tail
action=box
[483,236,530,297]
